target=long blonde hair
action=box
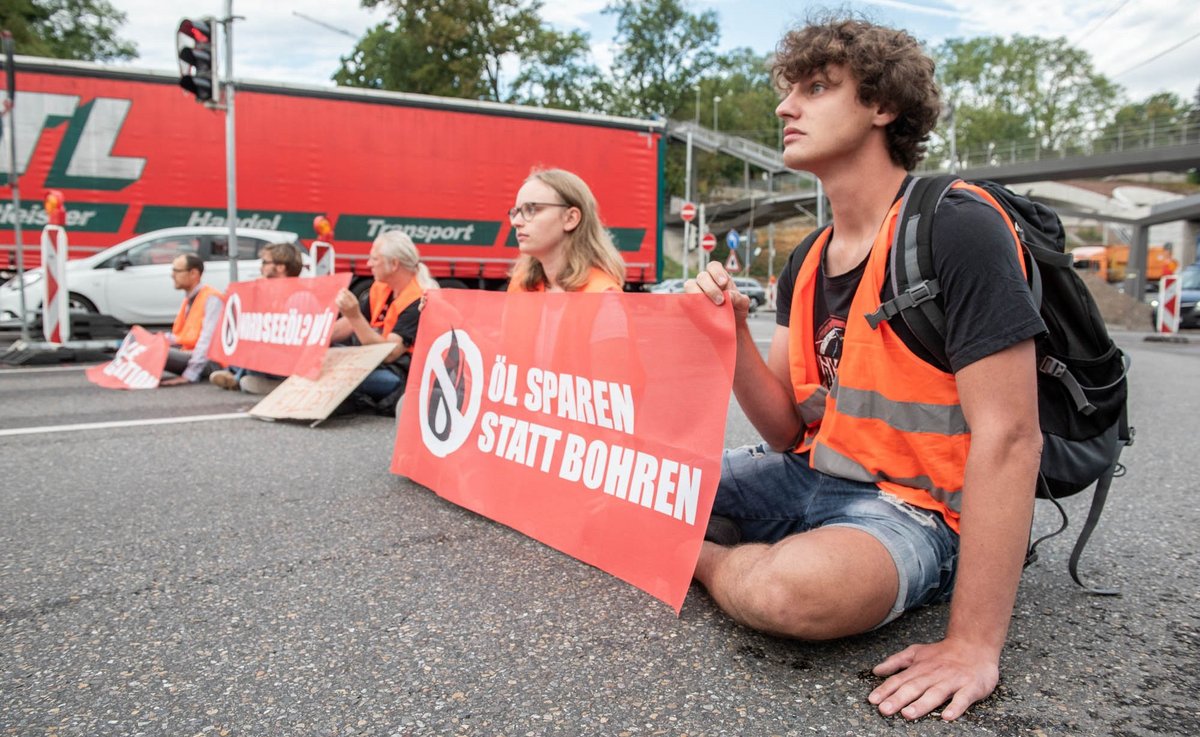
[374,230,439,290]
[512,168,625,291]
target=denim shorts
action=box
[713,444,960,626]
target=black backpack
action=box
[798,175,1133,594]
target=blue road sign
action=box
[726,229,740,250]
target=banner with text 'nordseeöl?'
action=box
[208,273,350,379]
[391,290,736,611]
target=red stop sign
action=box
[701,232,716,251]
[680,201,696,222]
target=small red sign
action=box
[680,202,696,222]
[701,232,716,252]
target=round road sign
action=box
[701,232,716,252]
[680,202,697,222]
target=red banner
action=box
[392,291,736,611]
[208,273,350,379]
[86,326,169,390]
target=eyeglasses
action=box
[261,260,277,266]
[507,202,571,222]
[171,267,191,273]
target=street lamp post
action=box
[713,95,722,132]
[693,84,701,126]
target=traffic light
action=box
[176,18,215,103]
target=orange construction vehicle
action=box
[1071,245,1177,283]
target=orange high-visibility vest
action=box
[786,183,1025,532]
[368,279,423,350]
[507,266,622,293]
[171,284,223,351]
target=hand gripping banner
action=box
[392,290,736,611]
[86,326,169,389]
[208,273,350,379]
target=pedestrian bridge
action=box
[666,120,1200,295]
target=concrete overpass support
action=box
[1182,220,1200,268]
[1129,226,1150,298]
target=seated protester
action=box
[210,241,305,394]
[507,167,624,293]
[161,253,223,386]
[504,167,644,396]
[330,230,438,414]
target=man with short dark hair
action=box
[161,253,223,386]
[688,16,1045,722]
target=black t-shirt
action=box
[777,184,1046,383]
[350,290,421,361]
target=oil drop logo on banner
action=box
[392,290,737,611]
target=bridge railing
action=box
[920,119,1198,172]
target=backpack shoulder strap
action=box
[790,223,830,272]
[864,174,959,371]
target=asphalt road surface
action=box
[1,316,1198,736]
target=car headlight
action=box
[2,271,42,290]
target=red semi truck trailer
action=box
[0,57,665,289]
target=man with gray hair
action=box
[330,231,437,414]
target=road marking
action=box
[0,412,249,437]
[0,364,99,374]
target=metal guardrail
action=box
[668,121,787,173]
[922,119,1198,172]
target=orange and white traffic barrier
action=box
[310,215,336,277]
[41,190,69,343]
[1157,274,1180,334]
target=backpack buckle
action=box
[1039,355,1067,378]
[865,279,941,330]
[905,281,937,306]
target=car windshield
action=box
[1181,269,1200,290]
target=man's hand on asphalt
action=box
[685,262,751,320]
[868,638,1000,721]
[159,376,190,387]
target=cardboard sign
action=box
[209,273,350,379]
[248,343,395,422]
[392,290,737,611]
[86,326,169,390]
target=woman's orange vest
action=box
[786,183,1024,533]
[368,278,423,351]
[507,265,622,293]
[171,284,223,350]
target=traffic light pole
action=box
[2,32,29,340]
[221,0,240,283]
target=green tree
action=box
[932,36,1118,164]
[1098,92,1191,152]
[335,0,595,106]
[505,27,602,111]
[0,0,136,61]
[602,0,719,118]
[677,49,780,198]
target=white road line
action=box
[0,413,249,437]
[0,364,99,374]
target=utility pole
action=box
[2,31,29,339]
[221,0,239,282]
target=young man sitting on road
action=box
[209,241,305,394]
[687,16,1045,722]
[160,253,223,387]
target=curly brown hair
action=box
[773,16,940,171]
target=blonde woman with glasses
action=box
[507,168,625,293]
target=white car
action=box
[0,227,303,325]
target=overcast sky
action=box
[111,0,1199,106]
